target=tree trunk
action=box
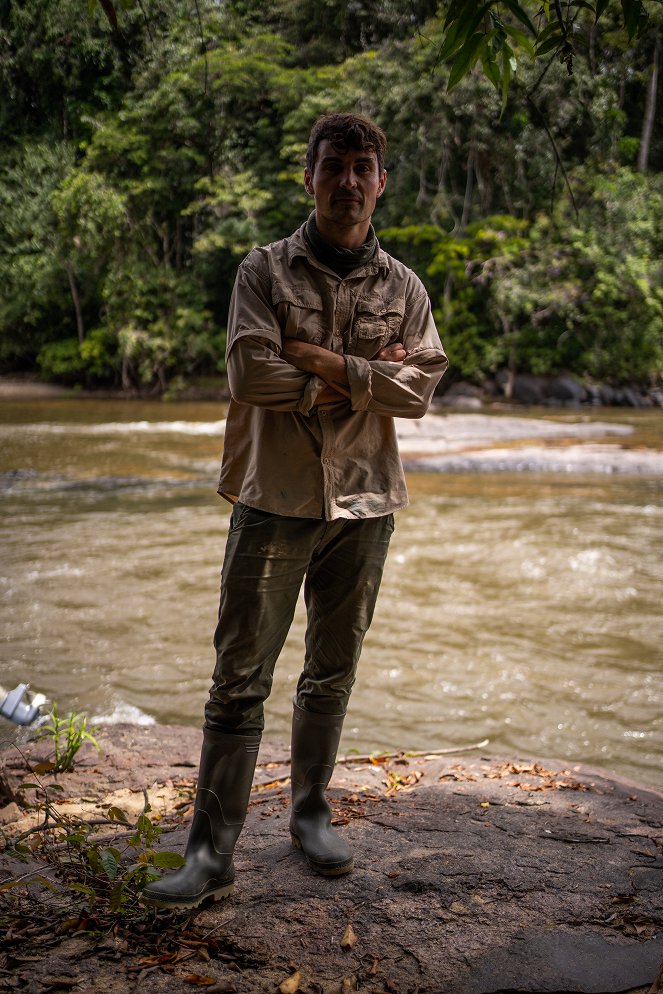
[638,34,660,173]
[65,260,85,345]
[175,215,183,271]
[459,143,475,233]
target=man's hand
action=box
[313,384,347,406]
[376,341,406,363]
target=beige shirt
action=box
[218,220,448,520]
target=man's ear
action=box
[304,168,314,196]
[377,170,387,198]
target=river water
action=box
[1,399,662,788]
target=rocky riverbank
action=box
[396,411,663,475]
[1,724,662,994]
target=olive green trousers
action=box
[205,502,394,734]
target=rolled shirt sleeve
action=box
[226,263,324,416]
[344,290,448,419]
[228,337,324,416]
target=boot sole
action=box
[290,833,354,876]
[141,880,235,910]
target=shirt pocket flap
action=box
[272,281,323,312]
[354,294,406,338]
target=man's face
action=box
[304,139,387,231]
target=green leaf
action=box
[443,0,471,31]
[536,21,563,43]
[0,879,24,891]
[109,882,127,912]
[500,0,537,35]
[32,875,60,893]
[620,0,647,41]
[481,48,501,89]
[437,20,464,63]
[595,0,610,19]
[69,882,97,897]
[503,24,536,57]
[536,33,565,57]
[152,851,186,869]
[107,806,129,823]
[447,33,487,91]
[100,848,119,881]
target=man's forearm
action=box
[281,340,351,399]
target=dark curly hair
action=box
[306,113,387,175]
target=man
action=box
[142,113,448,910]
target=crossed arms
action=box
[281,339,407,406]
[226,262,448,419]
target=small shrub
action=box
[36,703,101,773]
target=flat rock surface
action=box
[1,724,662,994]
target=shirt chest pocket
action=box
[272,281,325,346]
[350,294,406,358]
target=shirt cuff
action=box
[344,355,372,411]
[297,375,327,416]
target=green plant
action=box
[2,771,186,928]
[36,703,101,773]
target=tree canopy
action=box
[1,0,661,391]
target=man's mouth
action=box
[334,195,362,204]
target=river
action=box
[1,399,661,788]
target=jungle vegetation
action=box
[1,0,661,392]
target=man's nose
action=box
[339,167,358,188]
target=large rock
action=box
[550,374,587,404]
[1,726,662,994]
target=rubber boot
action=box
[289,703,353,876]
[141,728,260,910]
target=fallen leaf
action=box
[341,977,357,992]
[340,923,357,949]
[367,955,379,975]
[134,953,177,967]
[278,970,301,993]
[32,761,57,775]
[182,975,217,986]
[479,802,490,808]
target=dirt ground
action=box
[1,725,662,994]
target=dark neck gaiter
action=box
[304,213,377,277]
